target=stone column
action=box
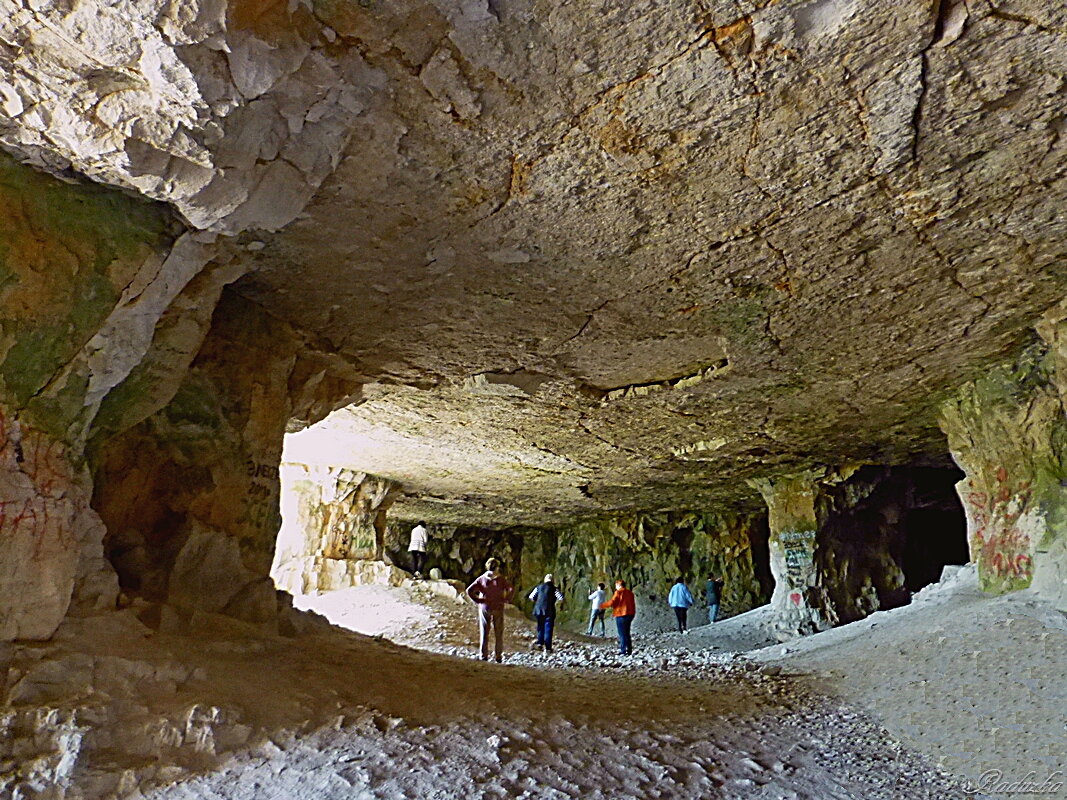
[750,471,828,639]
[939,341,1067,610]
[0,414,118,639]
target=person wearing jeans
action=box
[705,575,724,624]
[466,558,514,662]
[528,574,564,654]
[615,613,634,656]
[587,583,607,636]
[601,579,637,655]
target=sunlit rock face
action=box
[0,0,376,233]
[272,466,399,594]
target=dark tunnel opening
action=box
[817,461,969,625]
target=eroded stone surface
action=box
[0,0,1066,645]
[1,0,1065,527]
[239,0,1067,524]
[0,0,377,234]
[940,344,1067,609]
[751,472,828,639]
[92,291,363,623]
[272,466,399,594]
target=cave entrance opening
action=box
[816,461,969,624]
[267,433,457,645]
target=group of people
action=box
[465,564,640,660]
[464,559,724,661]
[411,523,724,662]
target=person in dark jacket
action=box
[528,573,564,654]
[705,575,725,624]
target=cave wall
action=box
[272,466,399,594]
[384,512,772,632]
[383,521,525,591]
[751,463,970,638]
[510,512,772,631]
[0,155,175,639]
[92,290,362,629]
[940,325,1067,611]
[0,0,384,642]
[814,465,967,626]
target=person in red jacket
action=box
[466,558,514,662]
[601,579,637,655]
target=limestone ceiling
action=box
[4,0,1066,525]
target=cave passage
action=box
[816,462,969,623]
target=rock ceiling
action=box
[4,0,1066,525]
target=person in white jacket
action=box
[587,582,607,636]
[408,521,428,577]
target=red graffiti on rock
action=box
[0,408,85,638]
[964,468,1034,582]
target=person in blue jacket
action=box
[667,576,695,634]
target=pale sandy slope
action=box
[750,566,1067,798]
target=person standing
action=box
[466,558,514,662]
[527,573,564,654]
[587,582,607,636]
[601,579,636,655]
[705,575,725,624]
[668,576,695,633]
[408,521,428,578]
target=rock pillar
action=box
[750,472,828,639]
[93,291,364,625]
[939,340,1067,610]
[0,156,173,640]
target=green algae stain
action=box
[0,326,70,405]
[0,154,172,436]
[165,378,224,431]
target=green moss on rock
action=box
[0,154,171,440]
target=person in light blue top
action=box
[667,576,695,634]
[587,582,607,636]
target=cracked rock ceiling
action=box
[264,0,1067,526]
[9,0,1067,526]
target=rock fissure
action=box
[986,4,1067,37]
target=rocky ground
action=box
[4,566,1062,799]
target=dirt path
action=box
[5,576,997,799]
